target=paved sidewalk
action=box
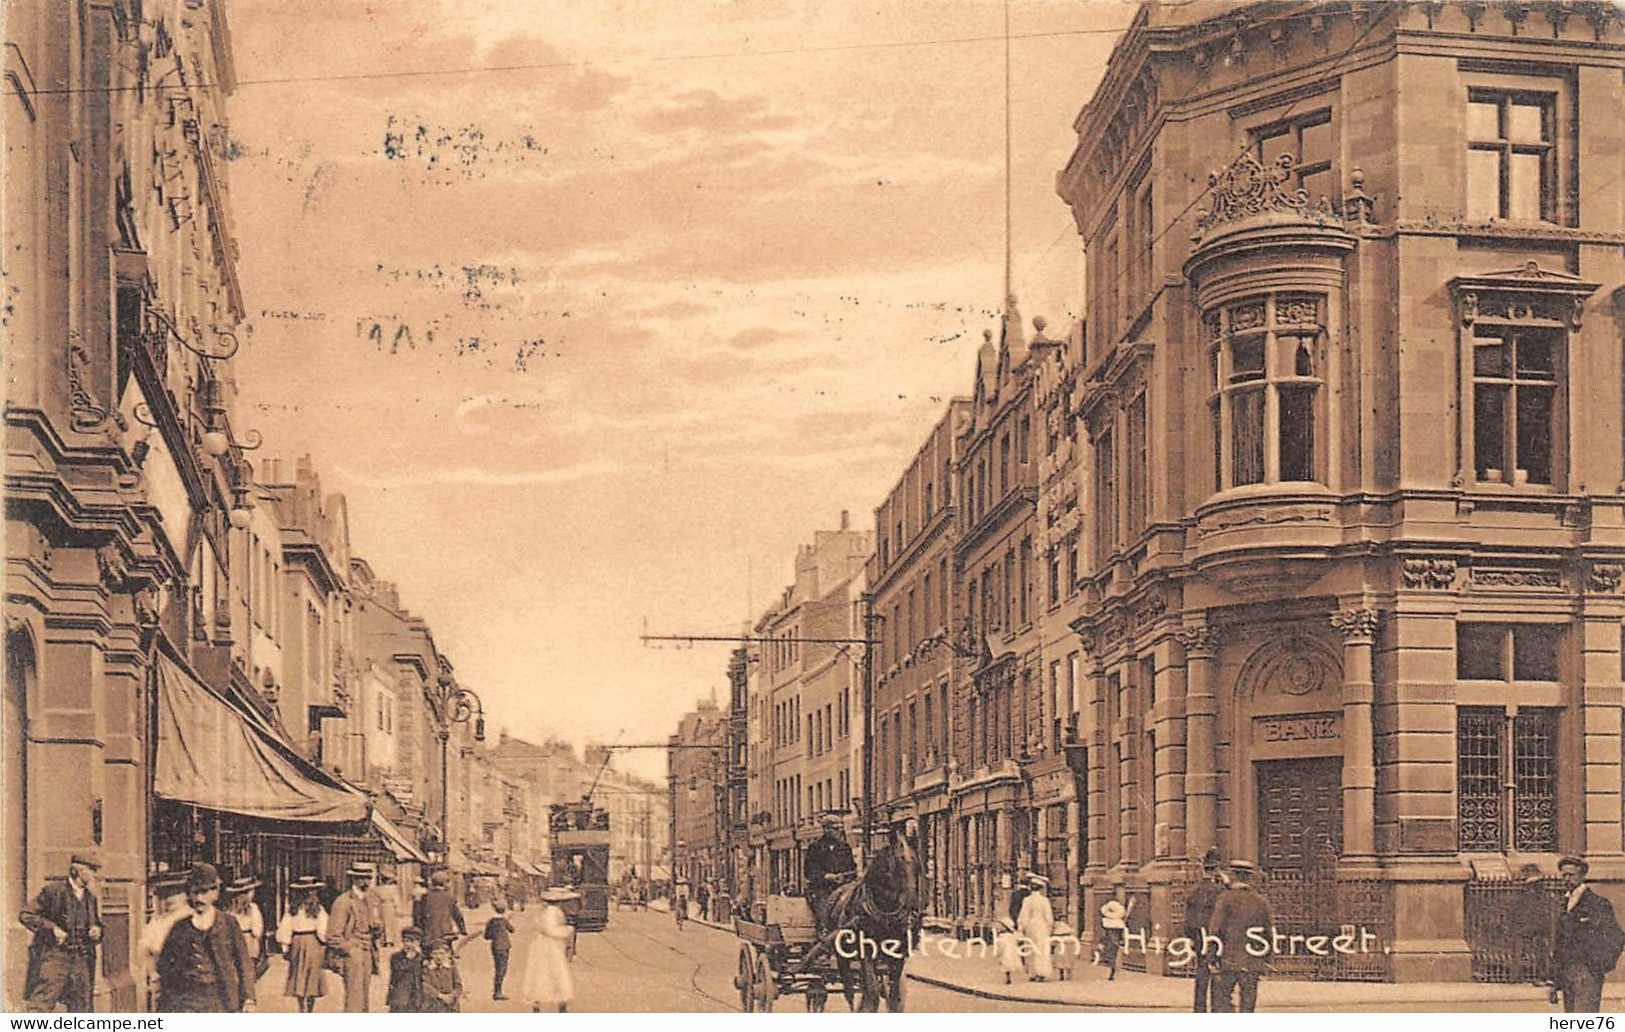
[902,933,1625,1010]
[256,903,533,1013]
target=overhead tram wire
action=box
[20,8,1379,100]
[1134,4,1393,267]
[1010,7,1389,319]
[19,24,1136,98]
[1010,5,1394,308]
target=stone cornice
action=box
[1383,222,1625,245]
[954,487,1037,560]
[869,505,955,598]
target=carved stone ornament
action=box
[1098,612,1129,649]
[1402,557,1457,591]
[96,545,129,589]
[1454,262,1597,332]
[1134,590,1168,626]
[1177,625,1222,657]
[132,586,161,629]
[67,334,109,431]
[1250,638,1337,699]
[1200,506,1333,536]
[1330,608,1380,644]
[1588,563,1623,594]
[1275,296,1321,327]
[1470,567,1563,589]
[1195,152,1340,239]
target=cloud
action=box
[639,88,796,134]
[338,458,628,489]
[729,326,793,351]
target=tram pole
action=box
[860,593,878,864]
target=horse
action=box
[817,844,919,1012]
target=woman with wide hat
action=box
[224,875,267,981]
[525,887,577,1013]
[275,875,329,1012]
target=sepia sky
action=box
[226,0,1132,782]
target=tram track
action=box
[600,916,741,1012]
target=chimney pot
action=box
[840,509,850,530]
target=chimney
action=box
[840,509,850,531]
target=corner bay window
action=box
[1207,294,1324,490]
[1472,327,1561,486]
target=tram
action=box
[549,799,611,932]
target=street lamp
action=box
[427,676,485,866]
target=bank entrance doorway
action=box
[1256,757,1344,979]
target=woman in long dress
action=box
[226,876,267,981]
[1017,875,1056,981]
[276,878,329,1013]
[526,889,576,1013]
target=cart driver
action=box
[804,814,856,937]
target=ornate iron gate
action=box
[1464,876,1563,983]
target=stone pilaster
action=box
[1331,606,1379,862]
[1177,625,1221,859]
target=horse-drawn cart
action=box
[733,897,851,1012]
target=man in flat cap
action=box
[1183,847,1227,1013]
[803,814,855,938]
[20,853,104,1011]
[1552,856,1625,1012]
[143,862,257,1012]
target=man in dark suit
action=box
[20,854,104,1012]
[1209,859,1273,1013]
[1552,855,1625,1013]
[802,815,855,937]
[145,863,257,1012]
[419,870,466,949]
[1183,848,1226,1013]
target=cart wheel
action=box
[737,947,756,1012]
[755,956,777,1013]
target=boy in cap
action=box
[386,927,426,1013]
[484,898,515,1000]
[1552,855,1625,1013]
[20,853,103,1012]
[421,937,464,1013]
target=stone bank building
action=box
[1056,0,1625,981]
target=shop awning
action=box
[371,809,429,863]
[154,650,369,823]
[448,847,501,875]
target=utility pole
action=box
[861,594,878,861]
